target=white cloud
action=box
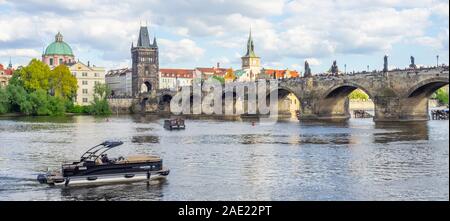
[0,0,448,69]
[158,38,204,63]
[0,49,41,57]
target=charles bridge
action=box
[109,64,449,122]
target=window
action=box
[82,98,88,103]
[72,72,76,77]
[94,73,99,77]
[82,89,88,94]
[82,72,88,77]
[59,59,63,65]
[49,58,54,66]
[82,81,88,85]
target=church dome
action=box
[44,32,74,56]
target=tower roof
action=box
[244,28,257,57]
[137,26,152,48]
[43,32,74,56]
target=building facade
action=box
[42,32,75,68]
[105,68,132,97]
[159,69,194,90]
[131,26,159,97]
[69,61,106,105]
[0,61,13,87]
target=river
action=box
[0,115,448,201]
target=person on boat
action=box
[101,154,110,164]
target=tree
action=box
[18,59,52,93]
[349,89,369,101]
[0,87,10,114]
[211,76,225,84]
[433,87,449,105]
[88,83,112,115]
[28,89,51,116]
[50,65,78,99]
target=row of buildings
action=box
[105,28,301,97]
[3,26,301,106]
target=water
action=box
[0,115,448,201]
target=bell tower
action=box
[131,26,159,97]
[241,28,261,70]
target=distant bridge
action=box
[132,66,449,122]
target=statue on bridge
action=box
[330,60,339,75]
[409,56,417,69]
[383,55,389,72]
[304,60,312,77]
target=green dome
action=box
[44,32,74,56]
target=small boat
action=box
[37,141,169,187]
[164,118,185,130]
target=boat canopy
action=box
[80,141,124,162]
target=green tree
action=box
[28,89,51,115]
[211,76,225,84]
[433,87,449,105]
[6,83,32,114]
[18,59,52,92]
[349,89,369,101]
[50,65,78,99]
[88,83,112,115]
[48,96,66,116]
[0,87,10,114]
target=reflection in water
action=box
[0,115,448,201]
[60,179,167,201]
[373,122,429,143]
[132,135,160,144]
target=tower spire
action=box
[8,57,12,69]
[245,26,256,57]
[152,36,158,48]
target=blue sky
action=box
[0,0,448,73]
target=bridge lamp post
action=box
[344,64,347,74]
[436,55,439,67]
[367,65,369,72]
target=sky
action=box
[0,0,448,73]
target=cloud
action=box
[0,0,448,69]
[0,49,41,57]
[158,38,204,64]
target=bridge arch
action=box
[406,77,449,98]
[266,87,301,118]
[319,83,375,120]
[141,81,152,93]
[322,83,374,100]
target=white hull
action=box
[53,172,167,187]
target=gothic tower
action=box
[241,28,261,70]
[131,26,159,97]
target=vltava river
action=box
[0,115,448,200]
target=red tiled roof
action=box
[4,69,13,75]
[196,67,228,77]
[160,68,194,78]
[264,69,300,78]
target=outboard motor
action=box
[37,174,48,184]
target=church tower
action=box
[241,29,261,71]
[131,26,159,97]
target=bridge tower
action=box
[131,26,159,98]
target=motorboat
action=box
[164,118,185,130]
[37,141,169,187]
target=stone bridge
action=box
[275,66,449,121]
[134,66,448,122]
